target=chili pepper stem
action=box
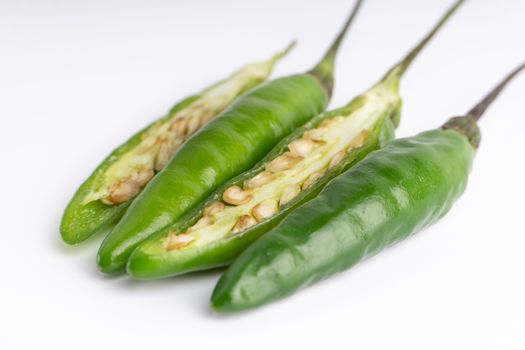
[271,40,297,66]
[309,0,364,96]
[443,62,525,148]
[466,63,525,121]
[383,0,465,87]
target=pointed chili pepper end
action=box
[210,282,241,313]
[126,248,165,280]
[60,225,80,245]
[210,293,235,314]
[96,249,127,275]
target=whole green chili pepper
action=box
[97,0,364,274]
[60,44,295,245]
[211,63,525,312]
[127,0,464,280]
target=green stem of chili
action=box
[443,62,525,148]
[384,0,465,83]
[309,0,364,96]
[466,63,525,121]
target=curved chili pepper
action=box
[211,63,525,312]
[127,0,464,280]
[97,0,364,274]
[60,44,295,245]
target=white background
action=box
[1,0,524,349]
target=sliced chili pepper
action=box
[60,44,295,245]
[97,0,364,273]
[127,0,463,280]
[211,63,525,312]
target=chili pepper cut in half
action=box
[127,0,465,280]
[211,63,525,312]
[97,0,365,274]
[60,43,295,245]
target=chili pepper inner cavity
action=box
[164,83,401,252]
[83,53,290,206]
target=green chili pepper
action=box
[211,63,525,312]
[97,0,364,274]
[127,0,464,280]
[60,44,295,245]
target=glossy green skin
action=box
[98,74,328,273]
[127,96,399,279]
[60,96,199,244]
[212,128,475,312]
